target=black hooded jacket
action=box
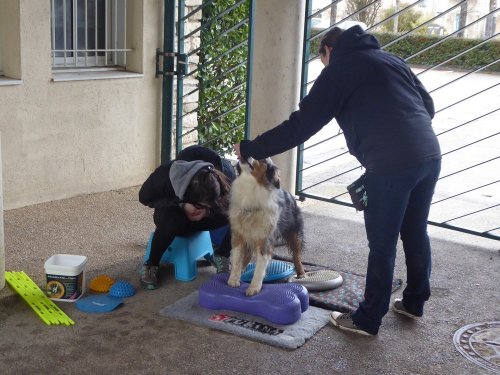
[239,26,441,173]
[138,145,235,209]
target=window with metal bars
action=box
[50,0,129,69]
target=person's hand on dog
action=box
[233,143,241,160]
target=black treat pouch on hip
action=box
[347,174,368,211]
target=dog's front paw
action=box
[227,276,240,288]
[245,286,261,296]
[295,273,306,279]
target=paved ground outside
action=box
[1,186,498,375]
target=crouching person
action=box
[138,145,235,290]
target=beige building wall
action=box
[0,0,164,210]
[249,0,305,192]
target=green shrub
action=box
[197,0,250,155]
[380,6,425,33]
[376,32,500,71]
[309,30,499,72]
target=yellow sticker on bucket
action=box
[5,271,75,326]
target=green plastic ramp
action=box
[5,271,75,326]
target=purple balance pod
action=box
[198,273,309,325]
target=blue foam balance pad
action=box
[199,273,309,325]
[240,260,295,283]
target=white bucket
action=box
[44,254,87,302]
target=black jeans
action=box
[352,159,441,335]
[145,206,231,266]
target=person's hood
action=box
[331,25,380,62]
[169,160,214,200]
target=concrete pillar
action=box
[0,132,4,290]
[249,0,305,192]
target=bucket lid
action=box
[45,254,88,273]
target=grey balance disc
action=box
[288,270,343,292]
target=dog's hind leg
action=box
[246,239,271,296]
[286,232,306,278]
[241,249,253,273]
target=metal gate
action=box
[157,0,252,163]
[298,0,500,241]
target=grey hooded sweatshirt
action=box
[139,160,213,208]
[169,160,213,200]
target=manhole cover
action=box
[453,321,500,374]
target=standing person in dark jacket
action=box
[234,26,441,336]
[139,145,235,290]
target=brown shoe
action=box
[392,298,422,319]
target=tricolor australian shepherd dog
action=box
[228,157,305,296]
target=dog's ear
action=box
[264,162,280,189]
[264,158,279,186]
[248,158,260,168]
[273,170,280,189]
[235,161,242,176]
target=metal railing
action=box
[173,0,252,156]
[298,0,500,241]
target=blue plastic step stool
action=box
[144,231,214,282]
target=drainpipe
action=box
[0,132,4,290]
[160,0,175,164]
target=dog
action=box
[227,157,306,296]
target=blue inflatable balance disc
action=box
[240,260,295,283]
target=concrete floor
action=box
[0,186,498,375]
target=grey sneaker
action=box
[212,255,230,273]
[140,264,159,290]
[392,298,422,319]
[330,311,374,336]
